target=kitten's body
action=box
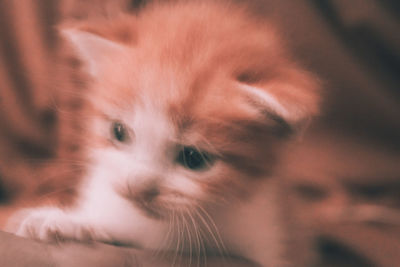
[8,1,319,266]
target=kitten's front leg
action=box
[8,207,110,243]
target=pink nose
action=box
[124,180,160,204]
[138,187,160,203]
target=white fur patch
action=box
[76,102,207,248]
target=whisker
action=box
[193,204,227,262]
[186,207,203,267]
[171,209,180,267]
[197,204,228,256]
[178,211,186,267]
[193,209,209,267]
[154,204,173,259]
[165,204,175,254]
[182,209,193,267]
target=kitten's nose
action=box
[138,186,160,203]
[126,180,160,203]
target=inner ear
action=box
[237,83,314,135]
[61,29,127,77]
[238,83,290,120]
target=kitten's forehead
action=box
[83,0,318,144]
[102,50,276,138]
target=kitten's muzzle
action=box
[122,181,160,204]
[118,181,166,219]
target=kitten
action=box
[8,1,320,266]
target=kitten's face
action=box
[85,58,287,218]
[63,2,319,219]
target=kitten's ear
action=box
[61,29,126,77]
[238,75,320,134]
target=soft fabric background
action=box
[0,0,399,266]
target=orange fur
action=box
[9,1,321,266]
[67,0,320,200]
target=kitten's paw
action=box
[7,208,95,243]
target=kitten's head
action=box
[62,1,320,218]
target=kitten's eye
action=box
[177,146,214,171]
[112,122,130,143]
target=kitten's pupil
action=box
[178,146,212,170]
[112,122,128,142]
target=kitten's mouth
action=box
[119,187,187,220]
[116,186,191,220]
[136,194,192,220]
[133,199,166,220]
